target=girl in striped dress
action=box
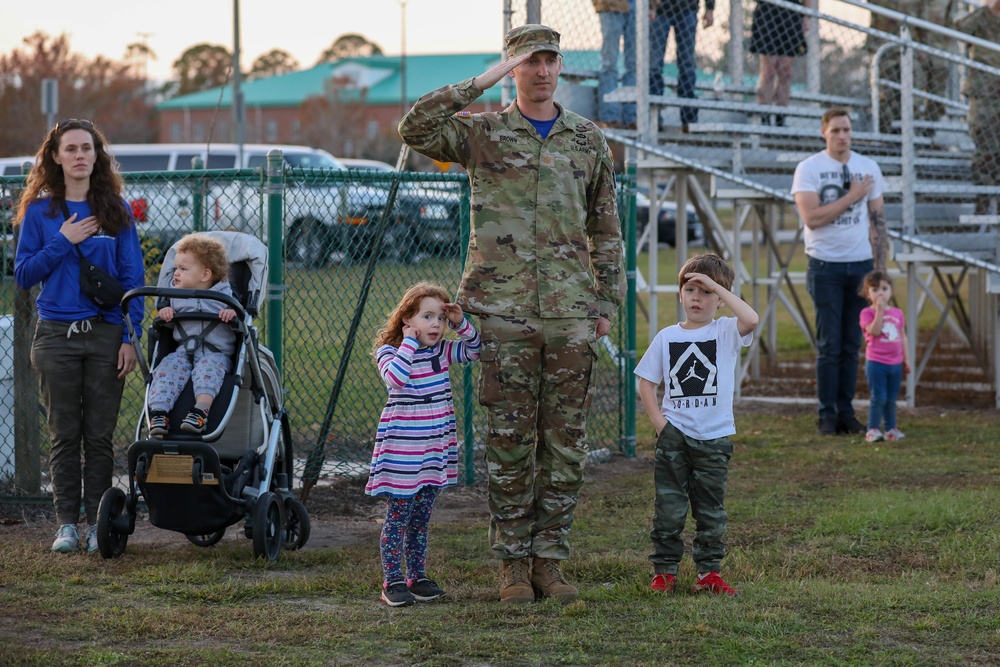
[366,282,481,606]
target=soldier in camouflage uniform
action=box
[867,0,955,132]
[398,24,624,604]
[955,0,1000,215]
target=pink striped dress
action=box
[365,318,481,498]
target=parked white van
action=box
[108,143,408,267]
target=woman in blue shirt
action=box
[14,119,145,553]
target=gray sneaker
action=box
[51,524,79,553]
[85,525,99,553]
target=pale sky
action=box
[0,0,507,82]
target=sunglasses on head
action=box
[55,118,94,131]
[842,164,851,190]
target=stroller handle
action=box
[120,287,250,384]
[121,286,248,321]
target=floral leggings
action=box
[147,349,231,413]
[380,486,438,584]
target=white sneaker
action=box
[865,428,885,442]
[85,525,99,553]
[51,524,79,553]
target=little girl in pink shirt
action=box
[859,270,910,442]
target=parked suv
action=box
[112,144,406,267]
[339,158,465,259]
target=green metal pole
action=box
[192,156,205,233]
[265,149,284,374]
[458,179,476,485]
[624,160,637,458]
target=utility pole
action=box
[400,0,408,121]
[232,0,245,163]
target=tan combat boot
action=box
[530,557,578,600]
[500,558,534,604]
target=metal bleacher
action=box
[595,0,1000,407]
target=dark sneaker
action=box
[407,577,445,601]
[180,407,209,434]
[650,573,675,592]
[381,581,415,607]
[818,417,838,436]
[837,415,866,435]
[691,572,738,596]
[148,410,169,437]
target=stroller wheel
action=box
[252,492,283,561]
[282,497,311,551]
[186,529,226,547]
[96,488,129,559]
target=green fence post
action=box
[265,150,284,374]
[12,161,41,492]
[623,160,637,458]
[458,179,476,485]
[191,156,204,233]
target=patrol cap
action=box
[505,24,562,58]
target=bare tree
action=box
[248,49,300,80]
[172,43,232,95]
[0,32,155,156]
[316,34,384,64]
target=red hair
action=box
[373,282,452,355]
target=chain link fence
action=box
[0,162,635,501]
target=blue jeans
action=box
[865,360,902,431]
[649,10,699,125]
[805,257,873,421]
[597,4,637,125]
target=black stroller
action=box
[96,231,310,560]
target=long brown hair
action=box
[373,282,451,355]
[14,119,130,235]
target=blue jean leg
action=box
[598,11,627,124]
[649,10,699,124]
[866,360,902,430]
[806,257,872,421]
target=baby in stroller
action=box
[97,230,308,561]
[147,234,237,436]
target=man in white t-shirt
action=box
[792,108,889,436]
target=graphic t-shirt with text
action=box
[634,317,752,440]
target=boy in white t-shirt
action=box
[634,253,759,596]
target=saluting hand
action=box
[473,53,532,91]
[60,213,101,245]
[442,302,465,327]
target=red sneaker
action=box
[650,573,675,592]
[691,572,738,596]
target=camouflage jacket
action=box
[398,77,625,321]
[868,0,954,49]
[955,6,1000,99]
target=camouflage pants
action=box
[477,315,599,560]
[649,421,732,575]
[877,49,949,133]
[969,97,1000,214]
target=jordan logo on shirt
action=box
[668,341,718,407]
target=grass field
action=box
[1,404,998,666]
